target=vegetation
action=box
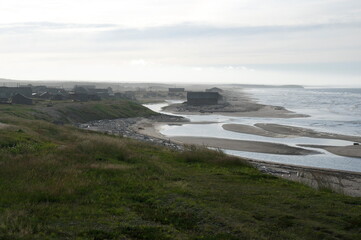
[0,99,157,124]
[0,101,360,239]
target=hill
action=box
[0,100,360,239]
[0,100,157,124]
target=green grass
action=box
[0,104,360,239]
[0,99,157,124]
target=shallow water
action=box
[143,91,361,173]
[244,88,361,136]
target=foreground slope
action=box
[0,100,360,239]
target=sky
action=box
[0,0,360,86]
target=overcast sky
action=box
[0,0,360,85]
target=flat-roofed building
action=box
[187,92,221,105]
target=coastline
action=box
[130,117,361,196]
[162,90,309,118]
[222,123,361,158]
[77,88,361,196]
[79,115,361,196]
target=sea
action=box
[143,87,361,173]
[244,87,361,136]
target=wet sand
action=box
[170,136,319,155]
[223,123,361,142]
[223,123,361,158]
[223,124,287,138]
[299,144,361,158]
[254,123,361,142]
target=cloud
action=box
[1,0,361,28]
[0,22,117,34]
[98,22,361,41]
[129,59,151,66]
[0,1,360,85]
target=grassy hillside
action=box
[0,104,360,239]
[0,100,157,124]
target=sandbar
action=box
[300,144,361,158]
[170,136,319,155]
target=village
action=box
[0,83,225,106]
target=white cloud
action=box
[1,0,361,27]
[0,1,360,85]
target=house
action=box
[114,91,136,100]
[168,88,186,97]
[206,87,223,93]
[0,98,10,104]
[168,88,185,92]
[69,93,101,102]
[0,87,32,98]
[51,93,67,101]
[74,85,96,91]
[187,92,222,105]
[39,92,52,99]
[11,93,33,105]
[90,88,112,99]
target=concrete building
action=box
[187,92,222,105]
